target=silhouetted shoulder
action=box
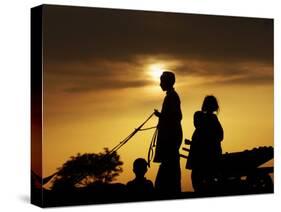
[145,179,154,187]
[168,89,181,103]
[194,111,203,117]
[126,178,154,193]
[144,179,154,192]
[208,113,219,120]
[194,111,204,128]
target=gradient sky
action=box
[39,5,273,192]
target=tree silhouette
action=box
[51,148,123,190]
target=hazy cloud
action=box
[173,59,273,84]
[64,79,151,93]
[43,5,273,64]
[43,5,273,93]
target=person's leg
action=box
[155,163,164,193]
[170,158,181,194]
[155,160,181,195]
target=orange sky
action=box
[42,59,273,192]
[37,5,273,192]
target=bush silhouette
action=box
[52,148,123,190]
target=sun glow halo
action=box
[149,64,164,81]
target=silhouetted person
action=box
[154,71,182,194]
[190,95,224,193]
[127,158,154,194]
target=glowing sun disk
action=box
[149,64,165,81]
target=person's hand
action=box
[154,109,161,117]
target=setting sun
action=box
[149,64,165,81]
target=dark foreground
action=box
[31,183,273,208]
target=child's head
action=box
[194,111,203,128]
[201,95,219,113]
[160,71,175,91]
[133,158,148,178]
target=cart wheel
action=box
[246,174,273,193]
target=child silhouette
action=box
[127,158,154,194]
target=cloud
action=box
[64,79,151,93]
[44,56,272,95]
[45,59,153,93]
[173,59,273,85]
[42,5,273,93]
[216,75,273,85]
[43,5,273,64]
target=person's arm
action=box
[194,111,203,128]
[154,109,161,117]
[159,94,182,122]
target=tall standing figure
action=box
[154,71,183,194]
